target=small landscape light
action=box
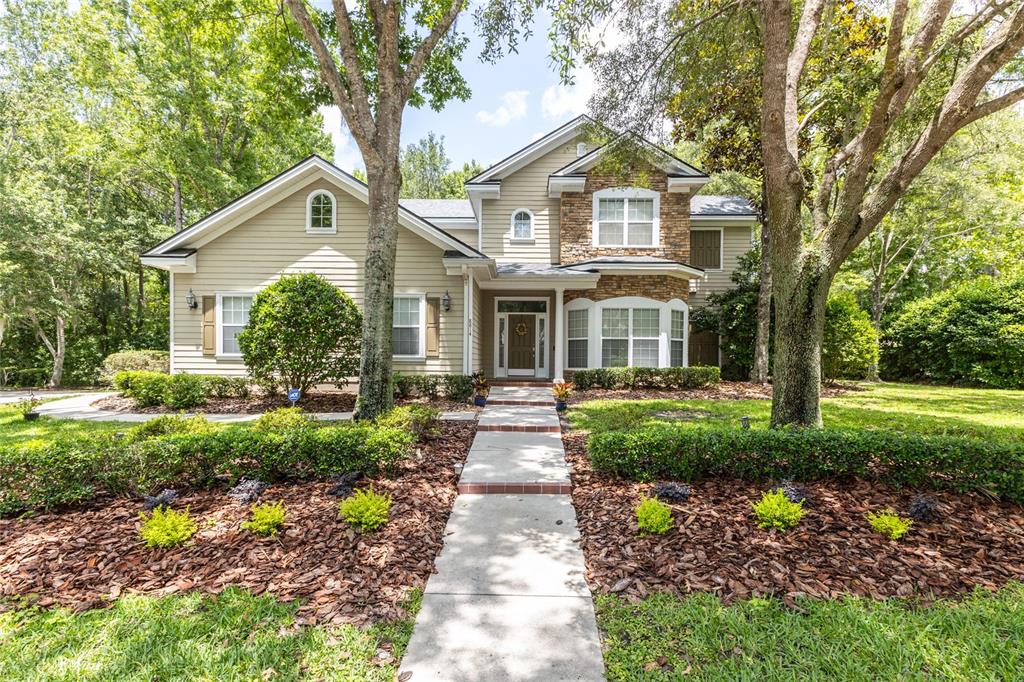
[739,416,751,429]
[185,288,198,310]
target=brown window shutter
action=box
[425,297,440,358]
[202,296,216,356]
[691,230,721,269]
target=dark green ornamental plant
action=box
[237,274,362,396]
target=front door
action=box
[507,314,536,375]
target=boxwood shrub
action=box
[588,423,1024,502]
[571,365,720,391]
[0,423,413,515]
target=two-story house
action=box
[141,116,757,383]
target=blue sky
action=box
[321,12,597,173]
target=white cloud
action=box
[476,90,529,127]
[541,68,595,120]
[319,105,363,173]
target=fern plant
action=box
[751,489,805,531]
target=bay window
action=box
[567,296,688,370]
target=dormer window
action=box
[306,190,336,234]
[592,188,659,247]
[510,208,534,241]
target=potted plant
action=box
[552,381,572,411]
[19,397,42,422]
[471,372,489,407]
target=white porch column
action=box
[553,287,565,383]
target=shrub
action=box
[441,373,474,402]
[339,488,391,531]
[883,275,1024,388]
[238,273,362,395]
[139,506,198,549]
[127,414,216,441]
[251,407,314,432]
[866,510,913,540]
[587,423,1024,502]
[751,489,805,531]
[241,501,286,536]
[907,495,939,522]
[115,370,171,407]
[101,350,169,382]
[164,373,209,409]
[206,376,251,400]
[822,293,878,381]
[376,405,440,440]
[636,497,673,534]
[570,366,721,391]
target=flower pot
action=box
[474,395,487,407]
[24,412,40,422]
[555,400,567,412]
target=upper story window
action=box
[510,208,534,241]
[690,228,723,269]
[592,188,659,248]
[307,190,336,234]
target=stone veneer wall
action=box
[558,170,691,265]
[564,275,689,304]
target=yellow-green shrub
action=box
[866,510,913,540]
[339,488,391,531]
[636,497,673,535]
[251,407,313,431]
[751,489,805,531]
[241,501,286,536]
[139,506,198,549]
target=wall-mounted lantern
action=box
[441,290,451,312]
[185,288,198,310]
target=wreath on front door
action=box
[515,322,529,337]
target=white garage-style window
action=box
[593,188,659,247]
[217,294,252,357]
[306,190,336,234]
[510,208,534,241]
[566,296,688,369]
[393,294,426,358]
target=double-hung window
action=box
[670,310,687,366]
[219,295,252,356]
[393,295,424,358]
[600,307,661,367]
[567,309,589,368]
[631,309,660,367]
[595,190,658,247]
[600,308,630,367]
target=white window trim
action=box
[306,189,337,234]
[565,296,688,369]
[509,207,535,243]
[215,291,256,359]
[392,293,427,361]
[592,187,660,248]
[566,308,589,369]
[670,309,687,367]
[690,226,724,271]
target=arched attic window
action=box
[510,208,534,241]
[306,190,336,234]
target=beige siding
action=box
[480,143,580,264]
[172,177,465,376]
[689,224,755,308]
[444,227,479,249]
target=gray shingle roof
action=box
[399,198,474,219]
[495,263,595,278]
[691,195,757,216]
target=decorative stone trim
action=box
[458,482,572,494]
[477,424,561,433]
[564,275,690,303]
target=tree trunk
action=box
[867,271,885,381]
[353,160,402,420]
[31,314,66,387]
[173,178,183,232]
[752,224,772,384]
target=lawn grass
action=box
[597,585,1024,681]
[0,587,420,681]
[571,382,1024,443]
[0,403,129,448]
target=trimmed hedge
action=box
[571,366,721,391]
[588,423,1024,503]
[392,372,474,402]
[113,371,249,409]
[0,423,413,515]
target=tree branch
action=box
[402,0,467,103]
[785,0,826,156]
[330,0,377,132]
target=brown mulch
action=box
[0,421,476,626]
[562,430,1024,606]
[93,392,478,415]
[570,380,856,404]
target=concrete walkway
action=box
[400,386,605,681]
[33,392,476,423]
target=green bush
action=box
[394,372,473,401]
[238,273,362,395]
[587,423,1024,502]
[376,405,440,440]
[251,407,314,431]
[126,414,217,441]
[164,373,209,409]
[139,506,198,549]
[570,366,721,391]
[241,501,286,536]
[101,350,169,382]
[206,376,250,400]
[114,370,172,407]
[0,423,413,515]
[751,489,805,531]
[636,497,673,534]
[339,488,391,531]
[823,293,878,381]
[441,373,474,402]
[883,275,1024,388]
[866,510,913,540]
[411,374,441,399]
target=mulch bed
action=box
[570,380,856,404]
[93,392,477,415]
[0,421,476,626]
[562,429,1024,606]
